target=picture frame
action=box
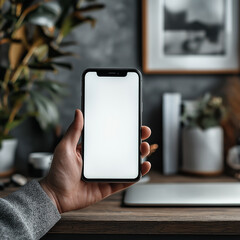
[142,0,240,74]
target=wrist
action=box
[40,178,63,214]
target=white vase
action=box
[182,127,223,175]
[0,139,18,176]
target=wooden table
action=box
[1,171,240,239]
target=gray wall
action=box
[13,0,229,173]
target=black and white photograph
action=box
[164,0,226,55]
[143,0,239,73]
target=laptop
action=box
[123,183,240,206]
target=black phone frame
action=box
[81,68,142,183]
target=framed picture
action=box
[142,0,240,74]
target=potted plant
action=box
[181,94,226,175]
[0,0,104,176]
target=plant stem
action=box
[11,40,42,83]
[6,36,44,136]
[10,65,23,83]
[2,69,11,109]
[5,42,39,136]
[56,34,63,45]
[3,100,24,136]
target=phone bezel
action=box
[81,68,142,182]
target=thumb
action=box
[64,109,83,146]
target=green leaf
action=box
[28,61,72,71]
[48,45,75,59]
[34,44,48,61]
[30,91,59,129]
[181,94,226,129]
[55,0,76,29]
[60,14,96,38]
[9,90,28,105]
[4,118,24,132]
[59,15,74,38]
[51,61,72,70]
[59,41,78,47]
[76,4,105,13]
[34,79,67,96]
[28,62,56,71]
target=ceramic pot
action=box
[0,139,18,176]
[28,152,53,177]
[182,127,223,175]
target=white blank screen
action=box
[83,72,140,179]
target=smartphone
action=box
[82,68,142,182]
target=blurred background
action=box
[0,0,239,177]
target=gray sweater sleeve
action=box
[0,180,61,240]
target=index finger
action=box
[141,126,151,140]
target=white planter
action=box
[182,127,223,175]
[0,139,18,176]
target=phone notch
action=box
[96,69,127,77]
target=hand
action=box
[40,109,151,213]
